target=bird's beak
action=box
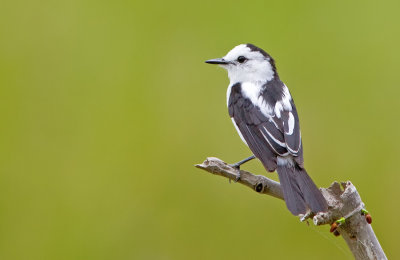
[205,58,229,65]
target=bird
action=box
[205,44,328,216]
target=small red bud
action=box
[330,222,338,233]
[365,213,372,224]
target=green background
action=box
[1,0,399,259]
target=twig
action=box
[195,157,283,199]
[195,157,387,260]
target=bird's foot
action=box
[228,155,255,182]
[228,163,241,182]
[227,164,241,182]
[229,162,241,170]
[234,171,241,182]
[229,155,255,170]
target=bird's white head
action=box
[206,44,276,84]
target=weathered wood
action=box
[195,157,387,260]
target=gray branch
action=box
[195,157,387,260]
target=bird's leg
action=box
[229,155,255,182]
[230,155,256,169]
[228,155,256,182]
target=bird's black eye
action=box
[237,56,247,63]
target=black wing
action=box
[228,83,304,171]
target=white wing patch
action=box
[275,85,292,118]
[281,85,292,110]
[274,102,283,118]
[286,112,295,135]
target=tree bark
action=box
[195,157,387,260]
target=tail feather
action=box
[276,165,307,215]
[277,164,327,215]
[295,167,328,213]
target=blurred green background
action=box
[0,0,399,259]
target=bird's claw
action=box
[228,163,241,182]
[234,172,241,182]
[229,163,241,170]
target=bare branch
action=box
[195,157,387,260]
[195,157,283,200]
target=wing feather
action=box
[281,102,301,156]
[228,83,304,171]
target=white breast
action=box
[226,83,233,107]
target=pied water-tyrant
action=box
[205,44,328,215]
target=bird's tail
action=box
[276,164,328,215]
